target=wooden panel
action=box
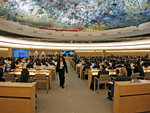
[0,50,8,57]
[120,84,150,96]
[30,85,35,113]
[120,95,150,113]
[0,98,30,113]
[0,87,31,97]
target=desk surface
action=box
[0,82,35,87]
[116,80,150,86]
[9,71,50,76]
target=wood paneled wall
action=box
[75,52,103,57]
[0,50,9,57]
[105,51,150,57]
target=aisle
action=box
[37,62,113,113]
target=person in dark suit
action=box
[93,62,100,69]
[97,65,109,79]
[124,61,132,77]
[11,60,16,69]
[56,56,68,88]
[82,62,91,79]
[134,62,145,76]
[0,62,5,82]
[107,67,131,101]
[83,62,90,71]
[26,62,34,68]
[108,63,116,70]
[48,60,55,66]
[93,65,109,89]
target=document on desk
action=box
[140,80,150,84]
[108,81,113,85]
[92,72,98,75]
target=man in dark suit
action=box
[134,62,145,76]
[93,65,109,89]
[26,62,34,68]
[83,62,90,71]
[0,62,5,82]
[82,62,91,79]
[107,67,131,101]
[93,62,100,69]
[97,65,109,79]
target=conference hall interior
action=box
[0,0,150,113]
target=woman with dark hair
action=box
[56,56,68,88]
[20,69,29,82]
[11,60,16,69]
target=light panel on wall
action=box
[0,48,8,50]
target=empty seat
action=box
[130,73,140,79]
[94,75,110,93]
[4,73,17,82]
[34,74,49,94]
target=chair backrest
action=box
[85,69,90,75]
[4,73,16,82]
[131,73,140,79]
[35,74,46,80]
[99,74,110,84]
[145,72,150,80]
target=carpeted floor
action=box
[36,62,113,113]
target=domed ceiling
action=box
[0,0,150,32]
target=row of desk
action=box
[70,60,150,113]
[9,69,53,89]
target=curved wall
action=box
[1,35,150,50]
[0,20,150,41]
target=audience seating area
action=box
[1,54,150,113]
[70,54,150,113]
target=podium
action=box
[0,82,35,113]
[113,81,150,113]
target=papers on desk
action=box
[108,81,113,85]
[140,80,150,84]
[92,72,98,75]
[132,79,150,84]
[40,72,47,74]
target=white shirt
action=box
[60,62,63,69]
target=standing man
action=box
[56,56,68,88]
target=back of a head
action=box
[20,69,29,82]
[136,61,140,66]
[121,67,127,75]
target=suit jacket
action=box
[93,64,100,69]
[26,64,33,68]
[115,74,131,81]
[83,64,90,71]
[56,61,68,73]
[97,69,109,79]
[0,68,5,82]
[134,65,145,76]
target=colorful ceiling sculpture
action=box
[0,0,150,31]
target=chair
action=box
[4,73,17,82]
[144,72,150,80]
[130,73,140,79]
[83,69,90,80]
[94,74,110,93]
[34,74,49,94]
